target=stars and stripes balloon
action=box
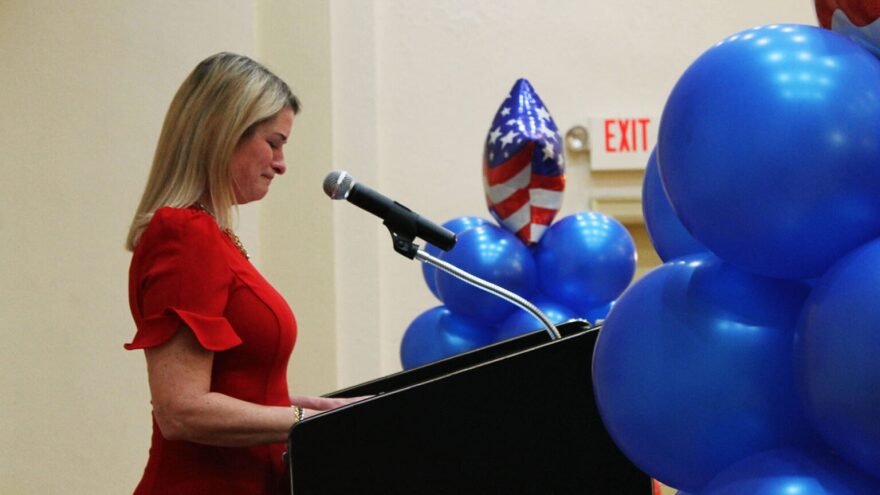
[483,79,565,245]
[816,0,880,56]
[402,79,636,372]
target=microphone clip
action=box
[383,205,421,259]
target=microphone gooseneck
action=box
[414,249,561,340]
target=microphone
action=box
[323,170,456,251]
[325,170,559,340]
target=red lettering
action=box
[605,117,652,153]
[638,118,651,151]
[604,119,616,152]
[618,119,631,152]
[631,119,637,151]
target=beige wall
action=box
[0,1,263,492]
[0,1,816,493]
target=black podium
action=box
[286,320,651,494]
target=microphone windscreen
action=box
[323,170,353,200]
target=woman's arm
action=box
[145,326,308,447]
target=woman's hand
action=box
[290,395,371,415]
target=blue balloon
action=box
[593,254,815,491]
[400,306,493,369]
[702,448,878,495]
[535,212,636,308]
[421,216,494,300]
[435,224,537,323]
[796,237,880,480]
[578,300,614,326]
[642,148,708,262]
[659,24,880,279]
[494,295,577,341]
[557,299,615,326]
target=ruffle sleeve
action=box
[125,207,242,351]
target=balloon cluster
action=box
[401,79,638,370]
[594,22,880,494]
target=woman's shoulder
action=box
[140,206,223,248]
[151,206,215,227]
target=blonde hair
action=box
[125,52,299,250]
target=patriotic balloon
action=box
[658,24,880,279]
[593,254,815,491]
[483,79,565,245]
[816,0,880,56]
[535,212,636,309]
[420,216,494,300]
[642,148,708,262]
[795,238,880,480]
[701,448,879,494]
[400,306,493,370]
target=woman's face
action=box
[229,108,295,204]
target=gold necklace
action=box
[194,203,250,260]
[224,230,250,260]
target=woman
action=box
[124,52,356,494]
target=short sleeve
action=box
[125,208,242,351]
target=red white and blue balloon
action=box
[817,0,880,56]
[483,79,565,245]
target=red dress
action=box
[125,207,297,494]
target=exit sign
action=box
[588,116,658,170]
